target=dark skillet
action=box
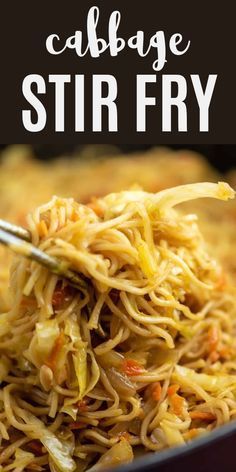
[112,420,236,472]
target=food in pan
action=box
[0,146,219,314]
[0,182,236,471]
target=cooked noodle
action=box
[0,182,236,471]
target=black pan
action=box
[1,144,236,470]
[113,420,236,472]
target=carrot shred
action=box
[208,325,219,353]
[71,210,79,222]
[87,198,104,217]
[121,359,144,377]
[151,382,162,401]
[168,384,180,396]
[190,411,216,421]
[37,220,48,238]
[69,422,84,430]
[171,394,185,416]
[183,428,199,440]
[46,332,65,372]
[118,432,131,442]
[209,350,220,363]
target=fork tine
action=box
[0,219,31,242]
[0,229,86,291]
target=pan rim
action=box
[111,419,236,472]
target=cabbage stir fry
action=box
[0,182,236,471]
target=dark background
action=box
[0,145,235,172]
[0,0,235,143]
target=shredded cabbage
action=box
[137,240,157,278]
[65,316,82,345]
[1,181,236,471]
[40,430,76,472]
[24,412,76,472]
[65,315,88,398]
[87,439,133,471]
[160,420,185,446]
[84,350,100,397]
[36,320,60,360]
[12,448,34,471]
[60,404,78,421]
[73,348,87,399]
[173,365,236,392]
[103,182,235,216]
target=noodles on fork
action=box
[0,182,236,471]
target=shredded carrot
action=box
[27,440,43,456]
[37,220,48,238]
[118,431,131,442]
[69,422,84,430]
[190,411,216,421]
[87,198,104,217]
[151,382,162,401]
[183,428,199,440]
[208,325,219,353]
[168,384,180,396]
[122,359,144,377]
[77,399,88,412]
[171,394,185,416]
[71,210,79,222]
[209,350,220,363]
[46,332,65,371]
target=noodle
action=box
[0,182,236,470]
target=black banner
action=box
[0,0,235,143]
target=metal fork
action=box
[0,219,86,291]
